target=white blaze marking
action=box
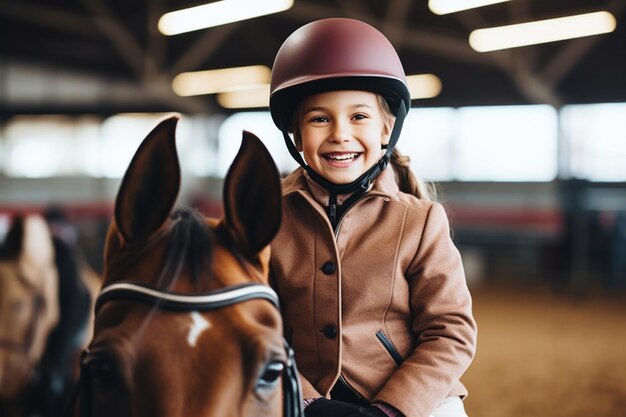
[187,311,210,347]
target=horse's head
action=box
[0,215,59,402]
[77,115,299,417]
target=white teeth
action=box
[327,153,358,161]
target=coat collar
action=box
[281,166,400,207]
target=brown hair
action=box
[288,93,436,201]
[389,147,436,201]
[376,96,436,201]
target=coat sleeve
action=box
[374,202,477,417]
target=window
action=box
[400,107,455,181]
[454,105,558,181]
[4,103,615,184]
[217,112,298,177]
[562,103,626,181]
[4,116,79,177]
[99,114,172,178]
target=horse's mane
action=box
[158,207,215,290]
[105,207,215,291]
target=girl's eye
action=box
[310,116,328,123]
[352,113,368,120]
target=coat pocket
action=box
[376,330,404,366]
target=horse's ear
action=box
[20,216,54,267]
[115,115,181,243]
[222,131,282,258]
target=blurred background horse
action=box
[69,116,301,417]
[0,211,100,417]
[0,215,59,417]
[36,207,101,417]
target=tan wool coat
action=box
[270,167,477,417]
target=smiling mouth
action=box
[323,152,361,162]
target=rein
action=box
[68,281,304,417]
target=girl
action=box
[268,18,477,417]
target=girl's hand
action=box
[346,406,390,417]
[304,398,362,417]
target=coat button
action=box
[323,325,337,339]
[320,261,336,275]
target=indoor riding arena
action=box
[1,1,625,417]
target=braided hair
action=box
[389,147,436,201]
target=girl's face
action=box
[298,90,392,185]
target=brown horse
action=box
[69,115,302,417]
[0,214,60,417]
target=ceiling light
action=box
[217,85,270,109]
[429,0,511,15]
[172,65,271,97]
[469,11,617,52]
[158,0,294,36]
[407,74,442,99]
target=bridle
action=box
[70,281,303,417]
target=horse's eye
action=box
[84,356,118,386]
[256,361,284,389]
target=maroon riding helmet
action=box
[269,18,411,194]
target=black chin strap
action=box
[281,104,407,195]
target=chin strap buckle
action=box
[379,155,389,171]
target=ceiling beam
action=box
[336,0,374,23]
[283,1,490,67]
[454,7,564,106]
[146,0,167,79]
[170,23,242,74]
[382,0,412,45]
[0,0,97,35]
[240,21,282,65]
[542,0,626,88]
[80,0,153,79]
[78,0,212,113]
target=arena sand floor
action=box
[462,284,626,417]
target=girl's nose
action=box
[328,121,351,143]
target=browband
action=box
[96,281,280,313]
